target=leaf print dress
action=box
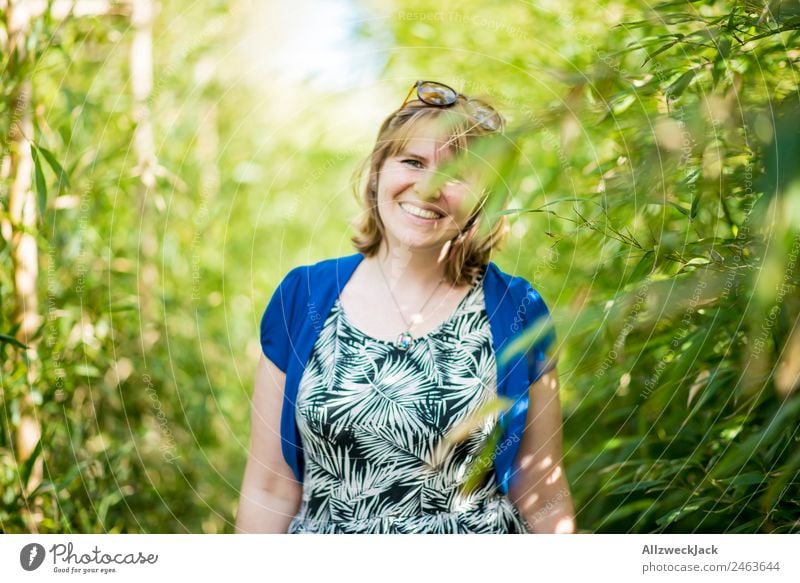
[287,270,530,534]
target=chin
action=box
[390,231,447,252]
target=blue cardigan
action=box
[259,252,555,495]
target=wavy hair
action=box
[350,97,510,287]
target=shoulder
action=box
[485,262,547,306]
[261,254,362,350]
[484,261,552,337]
[275,253,363,289]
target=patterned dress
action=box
[287,272,530,534]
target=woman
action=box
[236,81,575,534]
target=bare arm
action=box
[235,354,302,533]
[507,369,576,533]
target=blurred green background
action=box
[1,0,798,533]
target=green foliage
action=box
[559,0,800,534]
[388,0,800,532]
[2,0,798,533]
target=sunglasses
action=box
[399,80,503,133]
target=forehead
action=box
[389,117,463,161]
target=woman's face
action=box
[375,120,483,253]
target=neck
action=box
[373,241,449,294]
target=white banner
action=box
[2,534,798,582]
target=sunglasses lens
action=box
[466,100,502,131]
[417,82,458,106]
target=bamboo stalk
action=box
[3,0,127,531]
[5,0,44,526]
[130,0,158,345]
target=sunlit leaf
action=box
[30,144,48,218]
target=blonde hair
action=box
[351,98,510,287]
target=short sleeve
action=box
[259,269,300,373]
[520,282,557,384]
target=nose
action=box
[413,168,453,201]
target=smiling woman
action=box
[235,80,575,534]
[369,124,481,253]
[351,89,507,288]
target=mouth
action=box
[399,201,445,222]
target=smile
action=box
[399,202,444,220]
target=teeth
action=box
[400,202,442,220]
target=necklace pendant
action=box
[396,331,414,351]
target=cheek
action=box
[443,192,473,223]
[379,166,414,190]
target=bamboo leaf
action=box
[642,39,681,64]
[440,397,513,446]
[690,191,700,218]
[459,422,504,496]
[74,364,101,378]
[609,479,667,495]
[597,500,655,528]
[762,447,800,510]
[20,438,43,490]
[665,69,697,100]
[0,333,29,349]
[656,497,713,527]
[30,144,48,218]
[37,144,71,191]
[626,249,656,286]
[711,396,800,479]
[497,316,555,367]
[667,200,691,215]
[717,472,767,488]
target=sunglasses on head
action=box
[399,80,503,133]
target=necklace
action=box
[377,260,445,351]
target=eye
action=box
[400,158,424,169]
